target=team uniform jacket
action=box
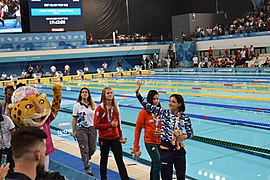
[136,93,193,145]
[133,109,161,152]
[94,103,123,139]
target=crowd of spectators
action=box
[194,45,270,68]
[88,32,173,45]
[118,32,153,43]
[192,0,270,38]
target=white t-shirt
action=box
[51,66,56,73]
[65,65,70,71]
[21,71,27,77]
[193,56,198,64]
[15,10,21,17]
[1,73,7,79]
[0,115,15,149]
[84,67,89,72]
[73,102,96,127]
[241,50,246,58]
[102,63,108,69]
[3,5,8,13]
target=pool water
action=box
[4,74,269,180]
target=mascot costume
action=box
[8,84,62,169]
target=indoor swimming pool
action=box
[2,74,270,180]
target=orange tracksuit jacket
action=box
[133,109,161,152]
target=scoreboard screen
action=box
[28,0,84,32]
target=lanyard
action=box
[170,111,181,130]
[152,114,159,129]
[107,107,114,123]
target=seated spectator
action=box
[244,60,250,67]
[64,64,70,76]
[230,57,236,68]
[261,57,270,67]
[36,65,44,76]
[213,58,220,68]
[1,72,7,80]
[252,56,260,67]
[21,70,27,79]
[209,59,215,68]
[83,65,89,74]
[206,27,212,36]
[102,61,108,72]
[51,65,57,77]
[199,59,207,68]
[116,66,123,73]
[97,68,104,74]
[221,58,228,68]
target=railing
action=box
[87,36,173,45]
[194,31,270,41]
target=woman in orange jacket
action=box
[132,90,161,180]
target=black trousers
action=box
[160,148,186,180]
[0,147,15,171]
[99,137,129,180]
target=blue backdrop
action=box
[175,42,196,67]
[0,31,86,52]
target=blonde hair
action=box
[100,87,119,114]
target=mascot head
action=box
[9,86,52,127]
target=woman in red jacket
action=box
[94,87,129,180]
[132,90,161,180]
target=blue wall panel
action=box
[0,31,86,52]
[0,31,161,76]
[175,42,196,67]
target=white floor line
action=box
[52,135,151,180]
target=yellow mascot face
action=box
[10,86,52,127]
